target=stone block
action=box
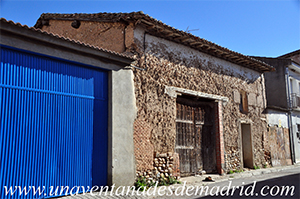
[233,89,240,103]
[248,93,257,106]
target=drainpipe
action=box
[129,30,149,71]
[142,31,148,71]
[286,66,296,163]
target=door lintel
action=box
[165,86,228,106]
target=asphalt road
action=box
[154,166,300,199]
[199,173,300,198]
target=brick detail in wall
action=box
[133,118,154,172]
[172,152,180,178]
[215,101,225,174]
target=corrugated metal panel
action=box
[0,46,108,198]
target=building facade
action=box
[256,50,300,164]
[35,12,274,181]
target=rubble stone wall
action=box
[40,20,270,176]
[136,152,180,183]
[132,27,268,173]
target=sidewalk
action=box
[180,164,300,185]
[60,164,300,199]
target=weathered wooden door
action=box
[175,98,216,176]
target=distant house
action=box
[0,18,135,198]
[255,49,300,165]
[35,12,274,182]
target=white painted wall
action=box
[266,110,289,128]
[291,113,300,163]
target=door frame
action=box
[240,122,254,169]
[165,86,227,175]
[175,96,217,176]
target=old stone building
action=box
[35,12,274,182]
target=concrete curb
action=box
[180,164,300,184]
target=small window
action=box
[297,124,300,140]
[290,79,293,93]
[240,90,248,114]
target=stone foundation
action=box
[136,152,180,183]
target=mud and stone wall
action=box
[132,26,268,173]
[40,20,270,176]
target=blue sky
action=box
[0,0,299,57]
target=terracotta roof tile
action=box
[34,11,274,72]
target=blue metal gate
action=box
[0,46,108,198]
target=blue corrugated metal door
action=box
[0,46,108,198]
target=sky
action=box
[0,0,299,57]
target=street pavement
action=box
[60,164,300,199]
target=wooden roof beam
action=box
[181,37,193,43]
[190,41,203,46]
[195,44,205,48]
[201,45,211,50]
[141,19,154,26]
[165,32,181,38]
[222,53,231,58]
[161,29,173,34]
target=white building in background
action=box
[256,49,300,164]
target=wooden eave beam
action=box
[165,32,176,37]
[190,41,203,46]
[214,49,226,56]
[201,44,211,50]
[181,37,193,43]
[146,24,156,30]
[195,44,205,48]
[161,29,174,35]
[236,60,248,65]
[141,19,154,26]
[156,27,164,33]
[173,35,188,42]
